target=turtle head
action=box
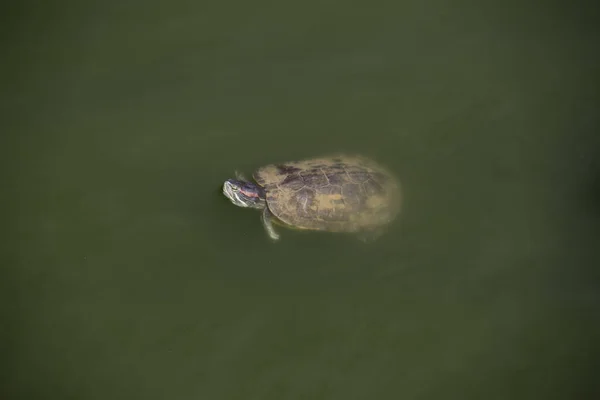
[222,179,266,209]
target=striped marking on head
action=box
[240,188,259,198]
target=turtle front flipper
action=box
[235,170,249,181]
[261,207,280,241]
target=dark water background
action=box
[2,1,599,399]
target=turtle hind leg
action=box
[356,228,384,243]
[261,207,280,241]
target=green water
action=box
[3,1,599,399]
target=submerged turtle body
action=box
[223,154,401,241]
[257,155,400,232]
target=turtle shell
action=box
[253,155,401,232]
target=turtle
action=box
[222,154,402,241]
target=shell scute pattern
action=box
[300,170,329,187]
[363,179,385,196]
[253,155,400,232]
[279,173,304,190]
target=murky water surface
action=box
[3,1,599,399]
